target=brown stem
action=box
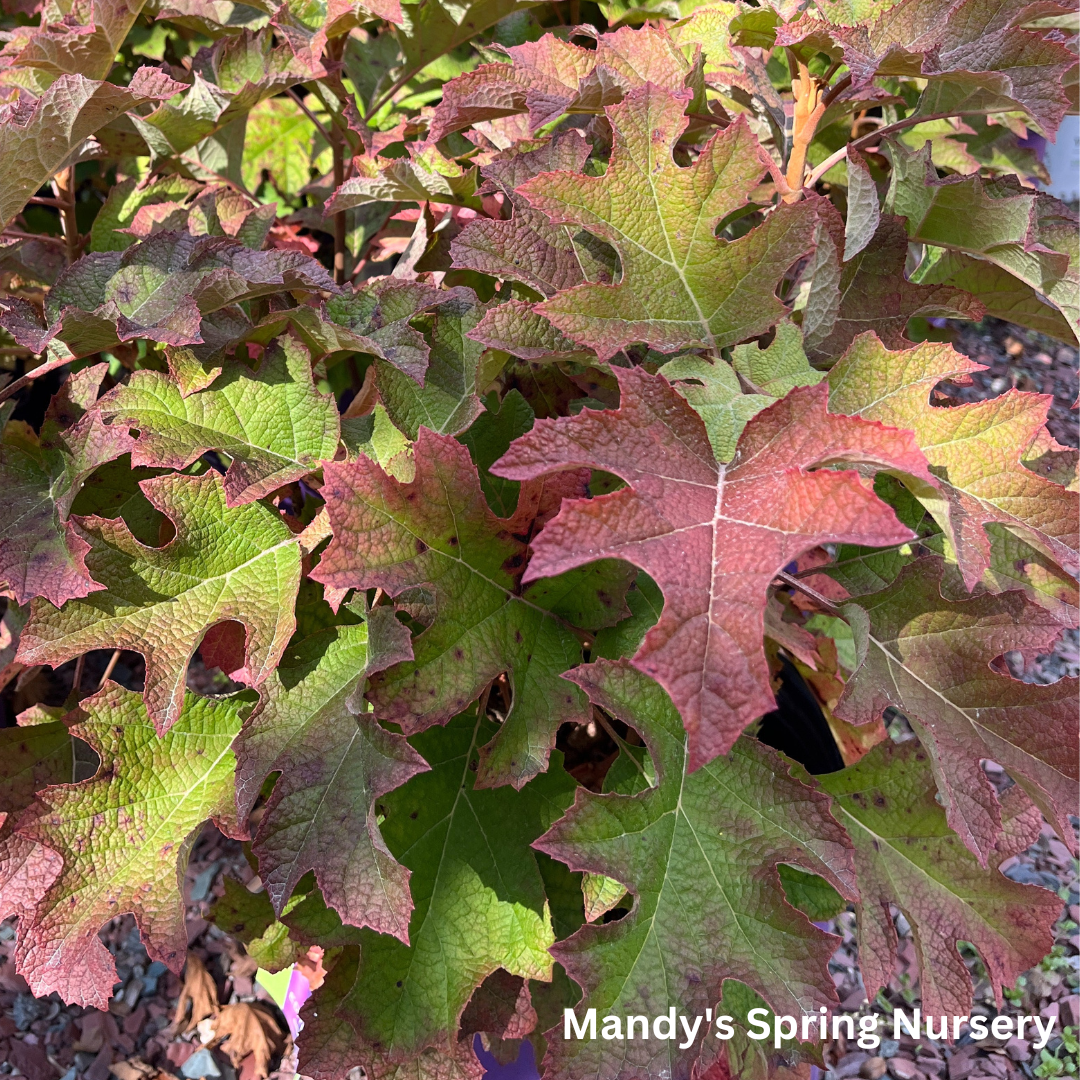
[774,569,843,614]
[329,39,349,286]
[53,165,80,264]
[820,73,853,110]
[98,649,121,689]
[1,229,68,248]
[0,356,74,406]
[71,653,86,697]
[287,87,334,146]
[569,0,580,24]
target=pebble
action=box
[1005,1037,1030,1062]
[12,993,42,1031]
[860,1057,887,1079]
[180,1048,222,1079]
[880,1040,900,1059]
[887,1057,918,1080]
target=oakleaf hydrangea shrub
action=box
[0,0,1076,1075]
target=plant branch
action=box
[2,229,68,248]
[802,110,984,192]
[52,165,80,264]
[0,355,72,406]
[820,72,853,110]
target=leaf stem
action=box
[802,110,984,192]
[288,87,334,146]
[775,569,843,614]
[98,649,121,689]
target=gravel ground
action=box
[0,317,1076,1080]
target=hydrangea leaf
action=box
[803,216,984,361]
[661,321,823,461]
[3,231,335,358]
[888,141,1079,332]
[518,87,823,361]
[535,659,856,1080]
[326,145,482,214]
[393,0,546,106]
[0,365,134,606]
[90,175,203,252]
[241,95,331,197]
[297,945,366,1080]
[926,525,1079,628]
[660,355,771,462]
[237,613,427,940]
[815,739,1060,1016]
[913,249,1078,346]
[775,0,1076,135]
[0,68,185,229]
[429,25,694,141]
[837,557,1079,864]
[336,708,576,1063]
[467,300,592,363]
[11,684,244,1008]
[0,720,71,922]
[18,471,301,735]
[271,0,402,70]
[111,185,276,252]
[374,291,493,439]
[491,368,935,770]
[827,333,1079,586]
[312,429,596,789]
[100,333,339,506]
[456,389,536,518]
[0,0,144,87]
[730,320,823,398]
[327,280,475,385]
[450,131,593,298]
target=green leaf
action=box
[888,140,1079,332]
[18,471,301,735]
[536,659,855,1079]
[519,86,822,360]
[912,249,1077,346]
[336,708,576,1062]
[843,148,880,261]
[457,389,535,518]
[828,333,1079,588]
[101,333,339,505]
[375,291,493,438]
[0,69,185,230]
[237,613,428,939]
[660,354,771,462]
[313,429,596,788]
[242,95,330,197]
[817,738,1061,1014]
[0,721,72,924]
[12,683,244,1008]
[4,232,335,359]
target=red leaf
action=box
[492,369,935,768]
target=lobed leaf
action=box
[12,683,244,1008]
[838,557,1079,864]
[492,367,935,770]
[18,470,301,734]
